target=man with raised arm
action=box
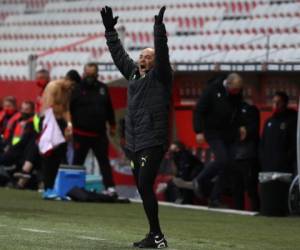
[101,6,172,249]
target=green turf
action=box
[0,188,299,250]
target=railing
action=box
[97,62,300,72]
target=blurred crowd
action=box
[0,69,297,211]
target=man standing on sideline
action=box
[101,6,172,248]
[39,70,77,199]
[70,63,117,195]
[260,91,297,174]
[193,73,244,207]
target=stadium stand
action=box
[0,0,299,80]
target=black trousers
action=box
[127,146,165,235]
[41,118,67,190]
[195,138,234,202]
[232,159,260,211]
[42,143,67,189]
[72,134,115,188]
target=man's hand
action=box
[196,133,206,145]
[239,126,247,141]
[64,123,73,141]
[155,6,166,25]
[100,6,118,32]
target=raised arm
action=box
[101,6,137,80]
[153,6,172,83]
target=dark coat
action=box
[260,108,297,173]
[193,79,243,142]
[105,23,173,152]
[70,80,116,135]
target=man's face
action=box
[226,77,243,95]
[272,95,286,113]
[36,72,50,88]
[84,65,98,78]
[3,101,15,114]
[138,48,155,76]
[21,103,33,116]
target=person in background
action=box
[0,96,18,153]
[70,63,117,196]
[260,91,297,174]
[167,141,203,204]
[0,101,35,186]
[231,102,260,211]
[39,70,77,199]
[192,73,244,207]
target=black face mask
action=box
[84,76,98,88]
[21,113,32,120]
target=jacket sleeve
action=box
[193,87,212,134]
[106,86,116,127]
[244,105,260,141]
[105,30,137,80]
[153,23,172,83]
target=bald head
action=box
[226,73,243,95]
[138,48,155,76]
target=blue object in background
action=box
[54,165,86,198]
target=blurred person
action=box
[192,73,244,207]
[39,70,77,199]
[166,141,203,204]
[232,102,260,211]
[101,6,172,248]
[70,63,117,195]
[260,91,297,174]
[0,101,35,185]
[35,69,51,114]
[0,96,18,136]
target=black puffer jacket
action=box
[70,80,116,134]
[193,78,243,142]
[105,23,173,152]
[260,108,297,173]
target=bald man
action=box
[192,73,244,207]
[101,6,172,249]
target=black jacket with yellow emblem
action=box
[105,23,173,152]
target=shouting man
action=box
[101,6,172,249]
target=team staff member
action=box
[40,70,78,199]
[70,63,117,195]
[260,91,297,174]
[193,73,244,207]
[101,6,172,248]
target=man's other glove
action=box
[100,6,118,32]
[154,6,166,25]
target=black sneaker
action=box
[133,233,168,248]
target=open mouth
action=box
[140,64,146,70]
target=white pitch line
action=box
[130,199,258,216]
[20,228,53,234]
[77,236,106,241]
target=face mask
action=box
[228,88,241,95]
[36,79,48,88]
[84,76,98,87]
[273,107,284,115]
[21,113,32,120]
[4,107,15,116]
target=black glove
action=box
[154,6,166,25]
[100,6,118,32]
